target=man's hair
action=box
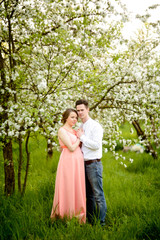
[75,99,89,108]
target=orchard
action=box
[0,0,160,196]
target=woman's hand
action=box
[77,128,84,138]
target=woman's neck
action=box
[63,123,73,130]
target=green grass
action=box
[119,121,137,140]
[103,151,160,240]
[0,132,160,240]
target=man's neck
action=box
[82,116,90,123]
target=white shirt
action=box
[80,118,103,160]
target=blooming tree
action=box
[0,0,159,195]
[0,0,124,195]
[75,21,160,164]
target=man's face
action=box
[76,104,89,122]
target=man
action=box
[76,99,107,226]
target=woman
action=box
[50,109,86,223]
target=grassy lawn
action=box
[0,130,160,240]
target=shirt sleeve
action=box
[80,123,103,150]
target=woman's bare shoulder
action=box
[58,127,66,136]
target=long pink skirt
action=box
[51,147,86,223]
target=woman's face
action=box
[66,111,78,127]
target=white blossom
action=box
[34,126,39,132]
[0,106,3,112]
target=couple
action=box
[50,99,107,226]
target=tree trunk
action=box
[1,41,15,195]
[22,131,30,195]
[47,138,53,159]
[132,120,157,159]
[3,140,15,196]
[149,115,159,147]
[18,135,23,192]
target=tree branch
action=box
[90,80,137,111]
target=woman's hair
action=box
[61,108,78,124]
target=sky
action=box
[121,0,160,15]
[120,0,160,38]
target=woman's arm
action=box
[58,128,80,152]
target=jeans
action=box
[85,161,107,225]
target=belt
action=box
[85,159,101,165]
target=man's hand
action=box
[77,128,84,138]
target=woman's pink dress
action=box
[51,127,86,223]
